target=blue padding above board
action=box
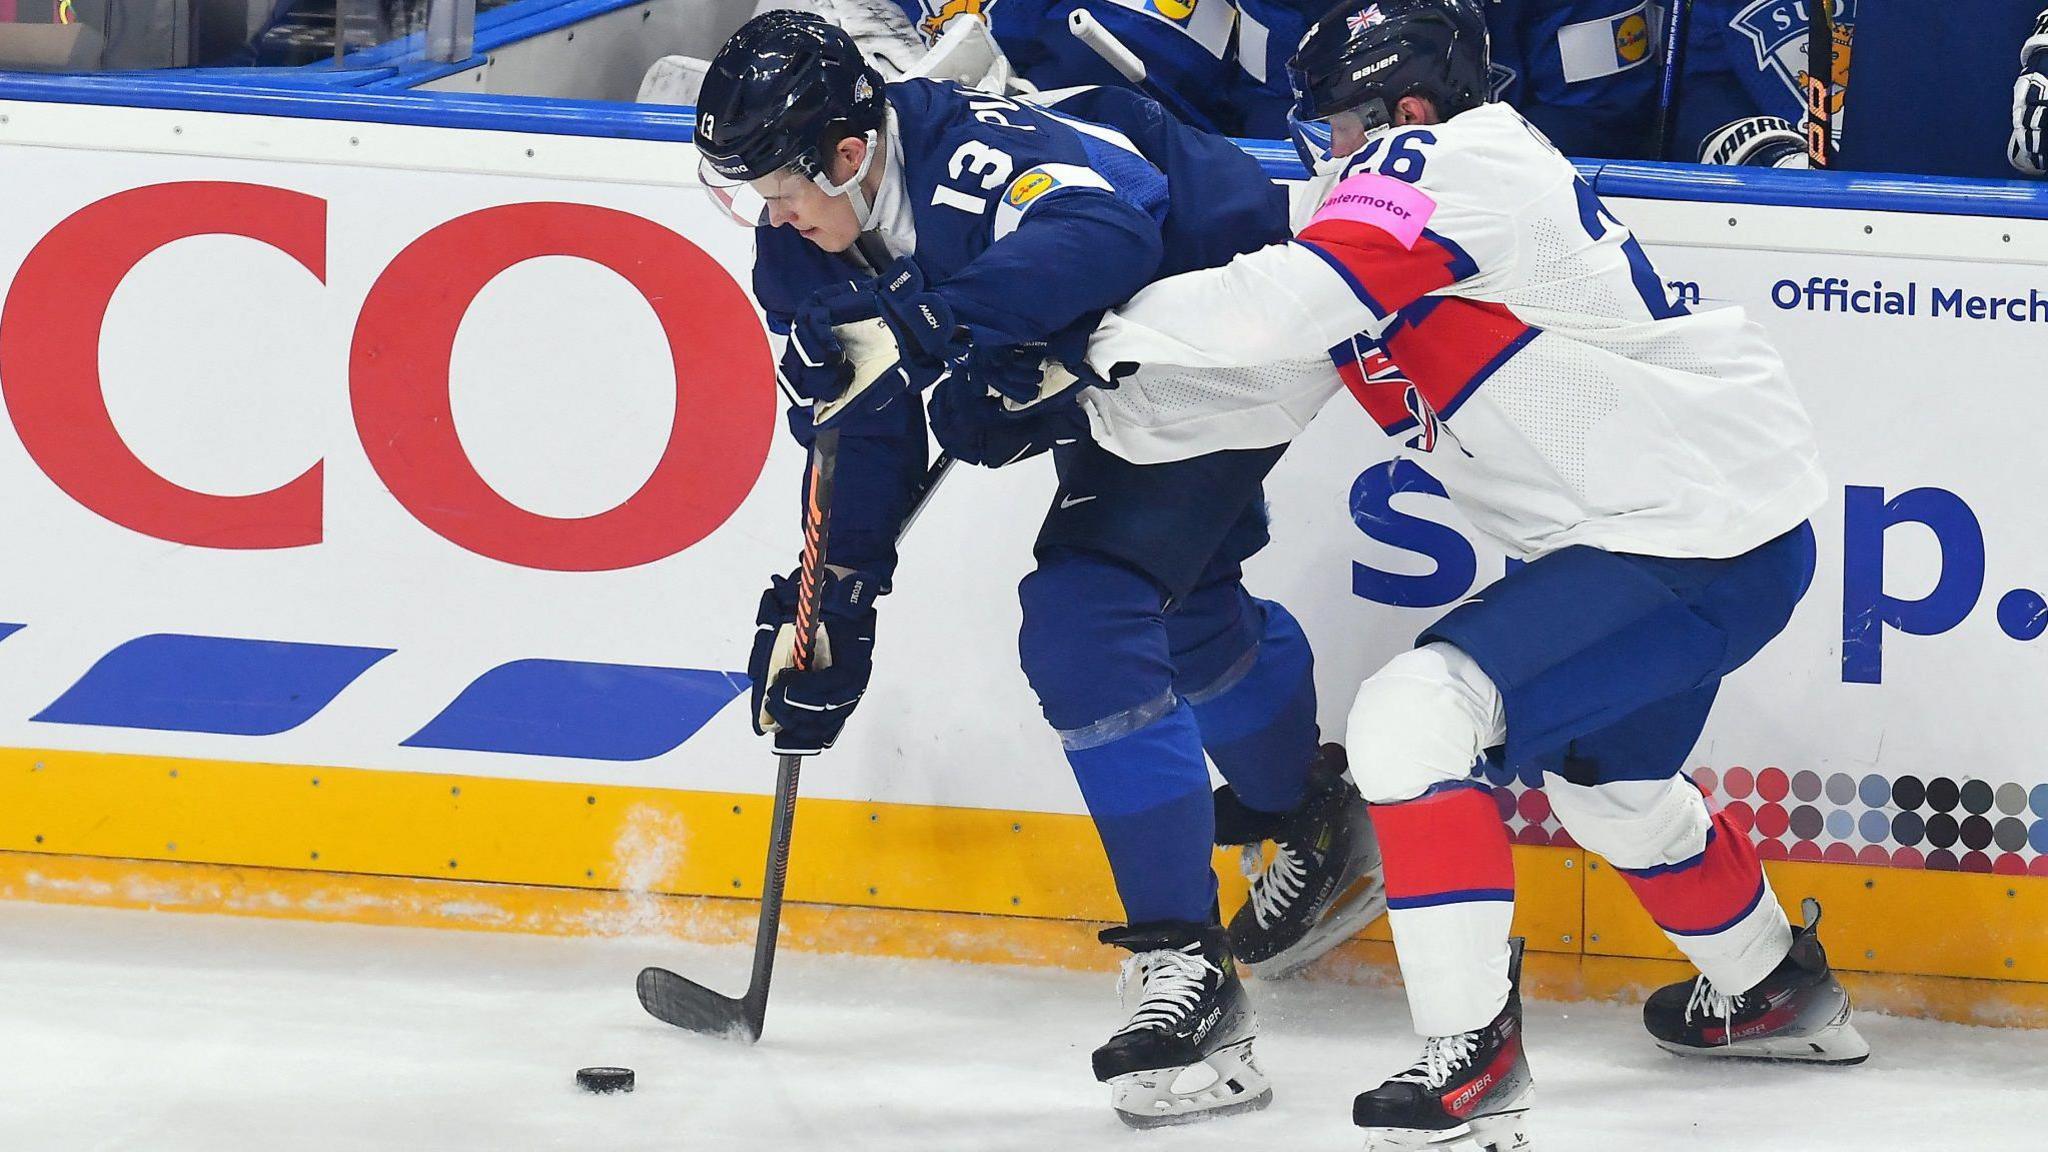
[0,72,697,141]
[1592,162,2048,222]
[312,0,635,72]
[1,68,2045,222]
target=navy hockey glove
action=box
[929,353,1091,468]
[749,567,882,756]
[2011,11,2048,177]
[783,260,962,429]
[866,256,958,366]
[970,331,1108,412]
[780,281,861,404]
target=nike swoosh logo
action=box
[1058,494,1097,509]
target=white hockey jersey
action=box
[1086,101,1827,562]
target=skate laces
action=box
[1683,975,1743,1036]
[1240,842,1309,929]
[1392,1032,1480,1090]
[1113,944,1218,1035]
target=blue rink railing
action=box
[3,68,2048,220]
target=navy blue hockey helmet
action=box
[1286,0,1490,174]
[695,11,888,221]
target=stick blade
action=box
[636,966,761,1043]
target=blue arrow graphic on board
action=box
[404,659,750,762]
[35,633,394,736]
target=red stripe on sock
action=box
[1619,807,1767,935]
[1373,785,1516,903]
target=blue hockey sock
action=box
[1174,593,1319,815]
[1064,700,1217,926]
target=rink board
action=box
[0,93,2044,1015]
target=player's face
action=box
[754,168,862,252]
[1327,111,1373,160]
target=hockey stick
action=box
[1065,10,1222,134]
[636,447,953,1042]
[1804,1,1834,169]
[1652,0,1694,161]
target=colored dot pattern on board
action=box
[1489,764,2048,874]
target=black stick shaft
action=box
[1654,0,1694,161]
[1806,1,1834,169]
[740,426,841,1028]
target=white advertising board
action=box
[0,100,2044,876]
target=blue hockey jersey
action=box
[1674,0,1856,163]
[896,0,1251,133]
[1836,0,2044,179]
[1485,0,1660,158]
[1233,0,1663,155]
[900,0,1661,149]
[751,79,1291,578]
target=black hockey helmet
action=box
[1285,0,1490,174]
[695,10,888,221]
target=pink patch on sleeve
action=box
[1306,172,1438,251]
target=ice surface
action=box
[0,901,2037,1151]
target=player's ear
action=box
[832,134,869,184]
[1394,96,1442,127]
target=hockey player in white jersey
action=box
[1084,0,1868,1145]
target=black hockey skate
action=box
[1217,743,1386,977]
[1092,920,1272,1129]
[1644,897,1869,1065]
[1354,938,1534,1152]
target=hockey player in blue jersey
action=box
[1832,0,2047,179]
[897,0,1253,132]
[695,11,1386,1126]
[1675,0,1854,167]
[897,0,1661,149]
[1241,0,1662,156]
[1482,0,1660,157]
[1673,0,2048,176]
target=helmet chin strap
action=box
[814,127,883,231]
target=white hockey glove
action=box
[1699,116,1810,169]
[636,55,708,106]
[902,14,1032,94]
[2010,11,2048,177]
[753,0,926,77]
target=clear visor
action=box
[697,156,785,228]
[695,129,879,229]
[1287,107,1384,177]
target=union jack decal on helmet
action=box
[1348,4,1388,34]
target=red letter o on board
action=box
[0,182,327,548]
[350,203,774,572]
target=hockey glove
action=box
[1698,116,1809,169]
[749,567,882,756]
[2011,12,2048,177]
[971,324,1114,412]
[929,358,1091,468]
[786,260,963,429]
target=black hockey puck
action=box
[576,1067,635,1094]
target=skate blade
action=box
[1361,1109,1532,1152]
[1654,1019,1870,1066]
[1110,1038,1273,1129]
[1248,873,1389,980]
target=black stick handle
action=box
[1654,0,1694,161]
[1806,1,1835,169]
